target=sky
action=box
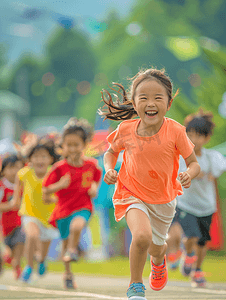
[0,0,134,63]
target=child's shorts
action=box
[56,209,91,240]
[4,226,26,250]
[126,198,176,246]
[174,207,213,246]
[22,216,59,241]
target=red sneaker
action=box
[191,270,206,288]
[167,249,182,263]
[149,255,168,291]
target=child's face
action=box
[133,79,172,131]
[62,133,86,160]
[30,148,53,174]
[3,161,23,184]
[187,130,210,151]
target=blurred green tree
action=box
[7,27,97,118]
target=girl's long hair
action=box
[98,68,179,121]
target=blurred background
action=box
[0,0,226,259]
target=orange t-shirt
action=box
[107,117,194,221]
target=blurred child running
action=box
[12,141,59,283]
[172,109,226,287]
[0,154,24,279]
[99,68,200,300]
[42,118,102,289]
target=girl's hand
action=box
[179,171,191,188]
[58,173,71,189]
[88,182,98,198]
[104,169,118,185]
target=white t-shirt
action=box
[176,148,226,217]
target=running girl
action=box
[175,109,226,287]
[99,68,200,300]
[42,118,102,289]
[0,155,24,279]
[12,142,59,283]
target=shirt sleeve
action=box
[42,165,61,187]
[93,164,102,183]
[207,150,226,178]
[175,126,195,159]
[107,123,125,153]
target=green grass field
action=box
[45,252,226,283]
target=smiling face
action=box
[133,79,172,135]
[62,133,86,162]
[30,148,53,177]
[3,161,23,184]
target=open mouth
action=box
[145,111,158,117]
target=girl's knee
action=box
[133,231,152,249]
[70,218,86,232]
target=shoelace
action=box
[152,264,166,280]
[129,283,146,293]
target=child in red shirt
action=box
[0,154,24,279]
[43,118,102,289]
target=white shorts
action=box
[22,216,59,241]
[126,198,176,246]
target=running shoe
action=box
[180,252,197,277]
[149,255,168,291]
[21,265,33,283]
[38,261,46,276]
[63,251,79,263]
[167,249,182,270]
[13,265,22,280]
[191,270,206,288]
[126,282,147,299]
[63,273,77,289]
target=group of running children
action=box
[0,68,225,300]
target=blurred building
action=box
[0,90,30,140]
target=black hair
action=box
[0,154,24,177]
[98,68,179,121]
[185,109,215,137]
[28,141,59,164]
[62,117,94,144]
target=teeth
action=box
[146,111,157,115]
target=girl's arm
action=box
[0,201,14,212]
[43,173,70,194]
[10,174,23,210]
[179,150,200,189]
[103,147,120,185]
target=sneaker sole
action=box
[191,281,206,288]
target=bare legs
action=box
[126,209,166,285]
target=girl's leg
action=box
[12,243,24,267]
[167,222,183,254]
[40,240,51,262]
[67,217,86,253]
[196,244,208,270]
[183,237,198,254]
[23,222,40,268]
[62,239,71,274]
[148,242,167,266]
[126,208,152,285]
